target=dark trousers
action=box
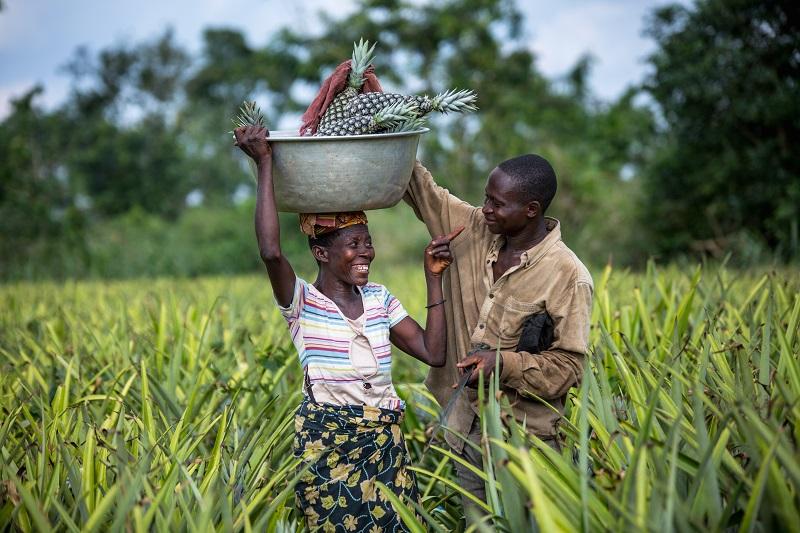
[453,417,560,522]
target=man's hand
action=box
[457,350,502,387]
[424,226,465,276]
[234,125,271,165]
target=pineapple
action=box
[317,100,420,136]
[345,88,477,119]
[317,39,377,132]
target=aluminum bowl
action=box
[267,128,428,213]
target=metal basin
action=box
[268,128,428,213]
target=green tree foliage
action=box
[642,0,800,259]
[0,88,88,278]
[61,30,193,218]
[237,0,656,264]
[1,0,654,279]
[1,0,794,280]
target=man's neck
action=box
[503,217,549,254]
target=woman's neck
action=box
[314,271,360,302]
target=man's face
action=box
[481,168,534,235]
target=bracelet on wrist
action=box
[426,299,446,309]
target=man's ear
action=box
[311,245,329,263]
[527,200,541,219]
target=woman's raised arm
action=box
[234,126,296,306]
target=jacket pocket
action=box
[497,297,545,341]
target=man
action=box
[403,154,593,505]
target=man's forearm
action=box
[499,348,585,400]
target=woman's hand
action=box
[234,125,271,165]
[424,226,465,276]
[390,226,464,367]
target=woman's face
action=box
[317,225,375,286]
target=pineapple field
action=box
[1,263,798,532]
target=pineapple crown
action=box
[232,101,265,129]
[347,39,377,90]
[430,89,478,113]
[230,100,265,138]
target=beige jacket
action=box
[404,161,593,451]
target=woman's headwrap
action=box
[299,211,368,238]
[299,60,383,136]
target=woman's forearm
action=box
[422,272,446,366]
[254,156,282,261]
[235,125,296,307]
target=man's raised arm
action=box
[403,160,479,237]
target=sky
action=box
[0,0,680,119]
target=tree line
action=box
[1,0,797,279]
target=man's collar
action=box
[487,217,561,267]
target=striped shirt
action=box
[278,277,408,410]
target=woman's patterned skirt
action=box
[293,398,422,532]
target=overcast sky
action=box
[0,0,680,118]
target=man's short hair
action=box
[497,154,557,212]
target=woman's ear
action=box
[311,245,329,263]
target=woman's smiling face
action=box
[316,224,375,286]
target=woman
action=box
[234,125,462,532]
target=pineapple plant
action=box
[316,39,377,133]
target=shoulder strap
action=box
[303,368,316,403]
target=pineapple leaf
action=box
[431,89,478,113]
[375,100,419,123]
[348,38,377,89]
[232,101,265,128]
[387,116,428,133]
[229,100,265,139]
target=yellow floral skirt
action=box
[293,398,421,532]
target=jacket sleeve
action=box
[403,160,480,237]
[498,280,593,400]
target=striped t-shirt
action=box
[278,277,409,410]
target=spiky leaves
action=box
[387,116,428,133]
[411,88,478,115]
[347,38,377,91]
[232,101,265,129]
[230,100,265,139]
